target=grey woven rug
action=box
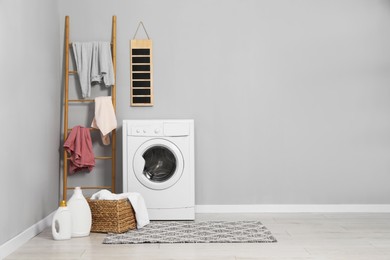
[103,221,277,244]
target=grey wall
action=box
[0,0,61,245]
[59,0,390,205]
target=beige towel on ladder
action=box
[91,96,117,145]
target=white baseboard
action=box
[0,211,55,260]
[195,204,390,213]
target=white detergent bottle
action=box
[67,187,92,237]
[52,200,71,240]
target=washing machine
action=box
[123,119,195,220]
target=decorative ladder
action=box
[62,16,117,201]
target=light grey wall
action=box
[59,0,390,205]
[0,0,61,245]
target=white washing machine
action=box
[123,119,195,220]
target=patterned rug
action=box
[103,221,277,244]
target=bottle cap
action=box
[59,200,67,207]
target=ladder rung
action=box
[66,156,112,160]
[68,99,95,103]
[95,156,112,160]
[69,43,113,46]
[69,70,77,74]
[66,186,112,190]
[67,127,99,132]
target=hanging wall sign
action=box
[130,22,153,106]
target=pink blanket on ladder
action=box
[64,125,95,173]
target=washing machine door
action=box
[133,139,184,190]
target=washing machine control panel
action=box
[128,120,191,137]
[130,124,164,136]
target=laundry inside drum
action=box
[142,146,177,182]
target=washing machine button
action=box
[136,129,140,134]
[143,129,147,133]
[154,128,160,134]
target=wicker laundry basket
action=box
[87,198,136,233]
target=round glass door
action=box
[133,139,184,190]
[142,146,177,182]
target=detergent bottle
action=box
[67,187,92,237]
[51,200,71,240]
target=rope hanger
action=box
[133,21,150,40]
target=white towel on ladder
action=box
[91,96,117,145]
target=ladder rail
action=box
[111,15,117,194]
[63,16,70,201]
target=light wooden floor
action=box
[5,213,390,260]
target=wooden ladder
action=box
[62,16,117,201]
